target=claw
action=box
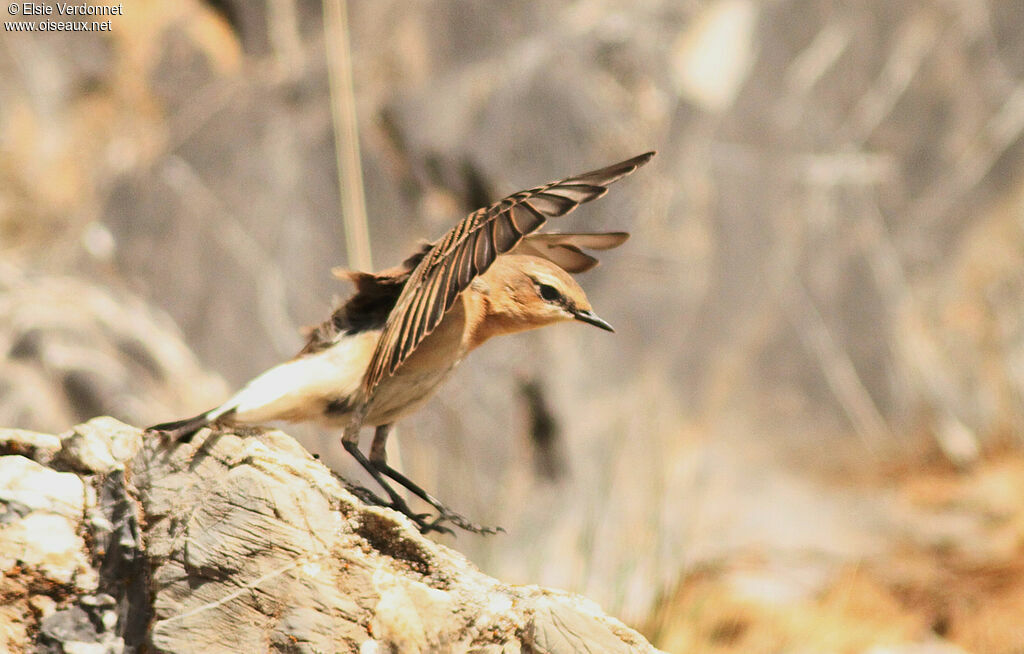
[346,483,494,535]
[424,508,503,536]
[420,517,455,536]
[331,433,498,535]
[441,511,504,535]
[349,485,389,507]
[388,507,455,536]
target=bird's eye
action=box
[537,283,561,303]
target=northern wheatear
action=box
[149,151,654,534]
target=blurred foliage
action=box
[4,0,1024,651]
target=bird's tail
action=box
[146,410,214,443]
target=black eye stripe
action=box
[538,283,561,302]
[529,276,573,309]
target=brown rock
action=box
[0,418,664,654]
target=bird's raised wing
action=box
[362,151,655,395]
[513,231,630,273]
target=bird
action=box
[148,151,655,534]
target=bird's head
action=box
[469,255,614,343]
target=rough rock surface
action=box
[0,417,663,653]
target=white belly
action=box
[215,303,469,430]
[215,330,377,425]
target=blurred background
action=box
[4,1,1024,651]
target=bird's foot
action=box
[348,486,456,535]
[396,507,505,536]
[348,484,389,507]
[409,512,456,536]
[424,506,504,536]
[345,484,501,535]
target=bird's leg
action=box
[342,407,453,535]
[369,424,503,535]
[341,404,409,509]
[369,425,449,511]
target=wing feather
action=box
[523,191,579,216]
[511,231,631,273]
[362,151,654,394]
[406,272,436,353]
[492,210,520,252]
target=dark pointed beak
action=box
[573,309,615,332]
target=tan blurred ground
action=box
[3,1,1024,651]
[647,451,1024,653]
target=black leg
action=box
[369,425,503,535]
[342,412,454,535]
[341,439,454,536]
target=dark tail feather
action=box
[146,411,212,443]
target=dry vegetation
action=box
[647,451,1024,653]
[3,1,1024,652]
